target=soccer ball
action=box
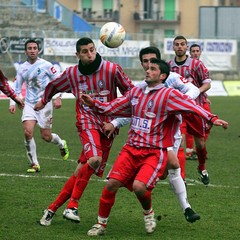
[99,22,126,48]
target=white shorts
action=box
[22,102,53,129]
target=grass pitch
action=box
[0,97,239,240]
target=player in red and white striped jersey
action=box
[102,46,201,223]
[169,36,212,185]
[185,44,212,160]
[35,37,134,226]
[81,58,228,236]
[0,69,24,108]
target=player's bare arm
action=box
[212,119,228,129]
[53,96,62,109]
[34,100,46,111]
[199,82,211,93]
[80,94,94,106]
[102,122,115,138]
[14,96,25,109]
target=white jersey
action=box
[14,58,60,106]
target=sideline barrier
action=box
[0,80,236,100]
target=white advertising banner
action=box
[164,38,237,71]
[44,38,150,57]
[206,80,228,96]
[164,38,237,55]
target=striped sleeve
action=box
[167,89,217,121]
[42,69,72,105]
[0,70,16,99]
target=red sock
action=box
[177,147,186,179]
[135,190,152,211]
[98,186,116,218]
[48,175,76,212]
[196,145,207,171]
[186,133,194,149]
[67,163,95,209]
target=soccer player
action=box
[103,46,201,223]
[9,39,69,173]
[169,36,212,185]
[0,69,24,108]
[186,44,212,160]
[80,58,228,236]
[35,37,134,226]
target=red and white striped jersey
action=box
[92,84,216,149]
[169,57,211,105]
[42,59,134,132]
[0,70,16,99]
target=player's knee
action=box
[24,129,33,139]
[88,156,102,169]
[106,178,122,192]
[132,180,146,195]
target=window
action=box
[82,0,92,18]
[164,0,175,20]
[164,29,175,38]
[103,0,113,18]
[144,0,153,19]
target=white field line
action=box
[0,173,239,189]
[0,153,239,189]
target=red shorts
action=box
[180,113,207,138]
[203,102,212,134]
[107,144,168,191]
[78,129,114,177]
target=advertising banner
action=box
[44,38,150,57]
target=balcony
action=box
[133,10,181,23]
[73,9,119,23]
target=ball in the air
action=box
[99,22,126,48]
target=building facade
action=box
[57,0,240,40]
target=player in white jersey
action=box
[9,39,69,173]
[103,47,200,223]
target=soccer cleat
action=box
[27,164,40,173]
[40,209,55,226]
[144,211,156,234]
[87,223,106,236]
[63,208,80,222]
[60,140,69,161]
[186,151,198,160]
[198,169,210,185]
[184,207,200,223]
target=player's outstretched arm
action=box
[212,119,228,129]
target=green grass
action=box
[0,97,239,240]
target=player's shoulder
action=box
[17,61,29,72]
[38,58,53,67]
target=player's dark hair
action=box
[139,46,161,62]
[173,35,188,44]
[190,43,201,52]
[149,58,170,82]
[76,37,94,52]
[24,39,39,50]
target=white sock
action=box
[51,133,64,148]
[24,138,39,166]
[168,168,190,211]
[98,216,108,226]
[143,208,153,215]
[186,148,194,154]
